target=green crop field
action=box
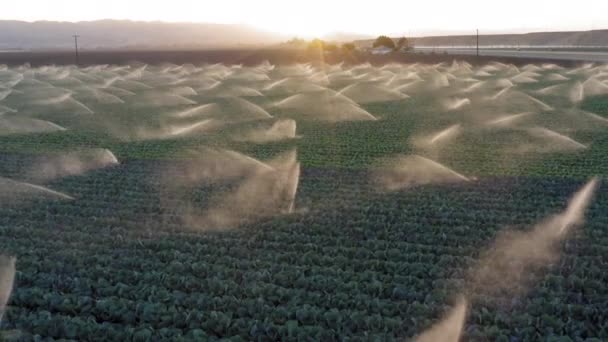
[0,61,607,341]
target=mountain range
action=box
[2,20,607,50]
[358,30,608,47]
[0,20,287,50]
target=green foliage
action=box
[396,37,411,51]
[306,39,338,53]
[307,39,326,50]
[342,43,356,52]
[0,63,607,341]
[324,43,338,52]
[283,37,307,47]
[1,169,607,340]
[373,36,395,49]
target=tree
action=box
[324,43,338,52]
[284,37,307,47]
[307,38,326,50]
[342,43,356,52]
[396,37,411,51]
[373,36,395,49]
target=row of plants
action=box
[0,166,607,339]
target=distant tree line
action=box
[282,38,359,53]
[280,35,412,54]
[373,36,412,51]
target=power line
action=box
[476,29,479,57]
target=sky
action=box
[4,0,608,38]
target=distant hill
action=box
[0,20,287,50]
[356,30,608,47]
[6,21,607,51]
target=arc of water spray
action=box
[570,82,584,103]
[414,178,598,340]
[37,120,67,132]
[67,98,95,114]
[486,112,532,126]
[462,81,485,93]
[555,177,599,235]
[21,182,74,200]
[415,297,468,342]
[430,124,461,144]
[0,256,15,322]
[34,92,72,105]
[0,177,74,200]
[167,120,215,137]
[523,94,553,111]
[185,149,300,229]
[580,110,608,124]
[529,127,587,149]
[444,98,471,111]
[224,150,276,173]
[0,90,12,102]
[173,104,218,118]
[490,86,512,100]
[374,154,470,191]
[416,156,469,182]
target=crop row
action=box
[1,162,608,339]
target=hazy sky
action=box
[4,0,608,37]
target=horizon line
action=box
[2,19,607,39]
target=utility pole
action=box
[476,29,479,57]
[73,35,80,65]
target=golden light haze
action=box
[4,0,608,37]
